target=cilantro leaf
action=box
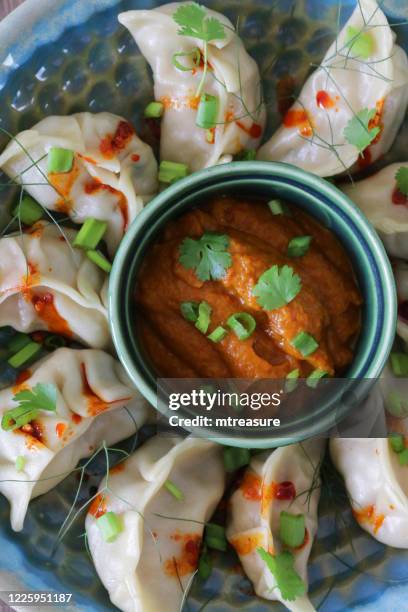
[395,167,408,196]
[252,265,302,310]
[179,232,232,281]
[14,383,57,412]
[173,2,226,42]
[344,108,380,153]
[257,548,306,602]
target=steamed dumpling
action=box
[0,113,158,255]
[257,0,408,177]
[342,163,408,258]
[0,348,151,532]
[0,222,109,348]
[330,438,408,548]
[86,435,225,612]
[119,2,266,172]
[226,441,325,611]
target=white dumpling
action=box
[119,2,266,172]
[86,435,225,612]
[342,163,408,258]
[226,441,325,612]
[330,438,408,548]
[0,347,151,532]
[0,222,109,348]
[257,0,408,177]
[0,113,158,255]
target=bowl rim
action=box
[109,160,397,448]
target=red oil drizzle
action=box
[131,154,140,162]
[164,533,202,577]
[275,481,296,501]
[316,90,335,110]
[392,187,408,206]
[283,109,313,137]
[235,121,263,139]
[100,121,135,159]
[15,369,31,386]
[31,292,72,337]
[56,422,67,438]
[88,493,108,518]
[71,413,83,425]
[20,420,43,443]
[84,178,129,230]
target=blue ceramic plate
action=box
[0,1,407,611]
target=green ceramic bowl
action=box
[109,161,396,447]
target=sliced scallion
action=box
[198,547,212,580]
[196,93,219,129]
[223,447,251,472]
[306,369,328,388]
[205,523,227,552]
[208,326,227,343]
[387,392,408,418]
[15,456,26,472]
[234,149,256,161]
[268,199,290,216]
[7,332,31,354]
[48,147,74,174]
[279,511,305,548]
[180,301,200,323]
[389,433,405,454]
[195,301,212,334]
[287,236,312,258]
[86,250,112,273]
[285,368,300,393]
[144,101,164,119]
[2,406,38,432]
[13,195,44,226]
[398,448,408,466]
[159,161,189,184]
[8,342,41,369]
[172,48,201,72]
[290,332,318,357]
[164,479,184,501]
[96,511,123,543]
[390,352,408,377]
[73,218,107,251]
[227,312,256,341]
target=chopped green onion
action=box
[227,312,256,340]
[144,101,164,119]
[7,333,31,354]
[198,547,212,580]
[195,301,212,334]
[159,161,189,184]
[13,195,44,226]
[279,511,305,548]
[285,368,300,392]
[345,26,374,59]
[2,406,38,432]
[164,479,184,501]
[172,48,201,72]
[390,352,408,377]
[386,392,408,418]
[223,447,251,472]
[44,335,67,351]
[398,448,408,466]
[205,523,227,552]
[234,149,256,161]
[8,342,41,369]
[306,369,328,388]
[180,301,200,323]
[96,511,123,543]
[48,147,74,174]
[290,332,318,357]
[268,199,290,216]
[196,93,219,129]
[86,250,112,273]
[208,326,227,343]
[390,433,405,454]
[15,456,26,472]
[287,236,312,258]
[73,218,107,251]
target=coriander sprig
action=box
[172,2,226,98]
[179,231,232,281]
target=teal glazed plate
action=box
[109,161,396,448]
[0,0,407,611]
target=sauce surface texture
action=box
[135,197,362,379]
